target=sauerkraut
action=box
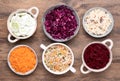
[10,12,36,37]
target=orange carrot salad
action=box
[9,46,36,73]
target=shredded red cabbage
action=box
[44,5,77,40]
[84,43,110,69]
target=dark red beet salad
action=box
[44,5,78,40]
[84,43,110,69]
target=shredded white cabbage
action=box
[10,12,36,37]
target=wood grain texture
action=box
[0,0,120,81]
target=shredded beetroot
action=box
[84,43,110,69]
[44,5,77,39]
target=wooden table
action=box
[0,0,120,81]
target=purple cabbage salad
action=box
[44,5,78,40]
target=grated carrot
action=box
[9,46,36,73]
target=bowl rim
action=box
[42,43,74,75]
[7,45,38,75]
[42,4,80,42]
[82,7,114,38]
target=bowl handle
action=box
[70,67,76,73]
[80,64,91,74]
[28,7,39,19]
[102,39,113,49]
[40,44,47,50]
[8,34,19,43]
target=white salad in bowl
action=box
[10,12,36,37]
[7,7,39,43]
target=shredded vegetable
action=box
[45,5,77,39]
[84,43,110,69]
[9,46,36,73]
[10,12,36,37]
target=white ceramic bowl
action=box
[40,43,76,75]
[7,45,38,75]
[83,7,114,38]
[42,4,80,42]
[7,7,39,43]
[80,39,113,74]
